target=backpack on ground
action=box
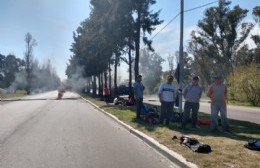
[144,106,160,124]
[244,139,260,151]
[179,135,211,153]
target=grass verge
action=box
[84,95,260,168]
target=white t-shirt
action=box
[158,82,176,102]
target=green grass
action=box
[0,90,27,99]
[84,95,260,168]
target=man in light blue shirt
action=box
[182,76,203,129]
[133,75,145,120]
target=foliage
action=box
[228,63,260,106]
[252,6,260,23]
[188,0,253,86]
[0,54,24,88]
[139,48,164,93]
[133,0,163,79]
[67,0,162,96]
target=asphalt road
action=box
[144,97,260,124]
[0,91,178,168]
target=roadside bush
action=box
[228,63,260,106]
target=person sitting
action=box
[113,96,124,105]
[124,96,135,106]
[113,96,120,105]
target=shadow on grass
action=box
[169,113,260,141]
[85,95,260,141]
[131,109,260,141]
[131,118,157,132]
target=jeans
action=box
[210,104,229,131]
[160,101,174,125]
[136,98,143,119]
[182,102,199,127]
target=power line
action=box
[151,1,218,40]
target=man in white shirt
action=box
[158,75,176,126]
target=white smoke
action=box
[67,66,86,92]
[7,71,27,93]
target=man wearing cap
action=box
[133,75,145,120]
[158,75,176,126]
[182,76,203,129]
[207,75,229,133]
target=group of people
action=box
[103,73,229,133]
[133,74,230,133]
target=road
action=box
[0,91,177,168]
[144,97,260,124]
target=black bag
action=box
[180,135,211,153]
[191,144,212,153]
[244,139,260,151]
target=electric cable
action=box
[151,1,218,40]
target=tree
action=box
[133,0,163,79]
[188,0,253,85]
[0,54,5,86]
[24,33,37,94]
[0,54,24,88]
[228,63,260,106]
[139,48,164,93]
[252,6,260,64]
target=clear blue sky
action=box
[0,0,258,80]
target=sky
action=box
[0,0,259,80]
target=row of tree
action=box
[66,0,259,106]
[0,33,61,94]
[66,0,162,96]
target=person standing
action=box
[158,75,176,126]
[207,75,229,133]
[103,85,110,104]
[182,76,203,129]
[133,75,145,120]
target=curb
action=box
[81,96,197,168]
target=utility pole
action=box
[178,0,184,113]
[167,53,174,74]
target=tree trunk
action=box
[114,53,119,96]
[98,74,102,97]
[109,59,112,92]
[134,8,141,80]
[128,45,133,97]
[92,75,97,96]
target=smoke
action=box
[7,59,61,94]
[8,71,27,93]
[66,66,86,92]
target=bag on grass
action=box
[244,139,260,151]
[180,135,211,153]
